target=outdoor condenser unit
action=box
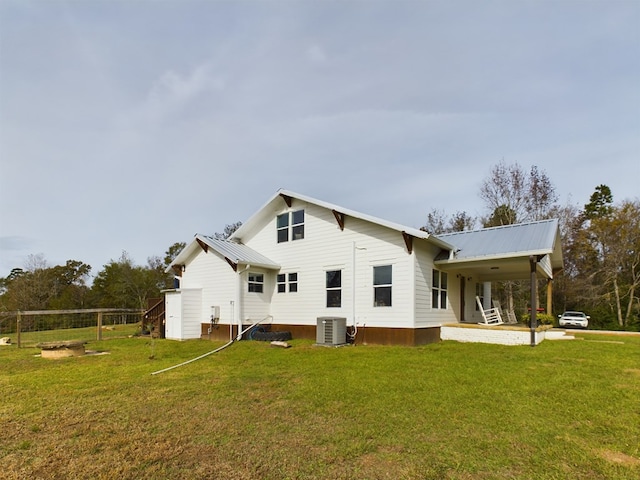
[316,317,347,346]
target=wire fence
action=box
[0,309,145,348]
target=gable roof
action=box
[434,219,563,280]
[435,219,561,261]
[166,234,280,273]
[230,189,454,251]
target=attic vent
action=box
[316,317,347,346]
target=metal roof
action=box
[197,235,280,269]
[433,219,563,281]
[435,219,562,263]
[166,235,280,273]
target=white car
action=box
[558,311,590,329]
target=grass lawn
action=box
[1,333,639,479]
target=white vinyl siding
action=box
[241,201,415,328]
[242,268,272,322]
[181,248,236,326]
[164,288,202,340]
[414,242,457,326]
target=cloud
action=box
[306,44,328,64]
[145,63,225,120]
[0,236,34,251]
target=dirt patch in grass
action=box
[599,450,640,467]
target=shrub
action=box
[521,313,555,326]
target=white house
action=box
[164,189,563,345]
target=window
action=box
[276,210,305,243]
[288,273,298,292]
[277,273,298,293]
[326,270,341,307]
[291,210,304,240]
[277,213,289,243]
[373,265,392,307]
[248,273,264,293]
[432,270,448,309]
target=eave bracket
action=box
[280,194,292,208]
[196,238,209,253]
[402,231,413,254]
[332,210,345,231]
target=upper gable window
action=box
[277,213,289,243]
[277,210,305,243]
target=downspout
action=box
[352,242,356,333]
[351,242,366,341]
[236,264,251,341]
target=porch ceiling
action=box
[436,254,556,282]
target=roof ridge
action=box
[437,218,557,236]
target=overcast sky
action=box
[1,0,638,279]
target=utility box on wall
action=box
[316,317,347,346]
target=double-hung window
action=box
[291,210,304,240]
[373,265,392,307]
[432,270,448,309]
[248,273,264,293]
[288,273,298,292]
[276,210,305,243]
[326,270,341,307]
[277,213,289,243]
[277,273,298,293]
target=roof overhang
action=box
[434,251,559,282]
[166,235,280,274]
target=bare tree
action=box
[479,161,558,225]
[421,209,476,234]
[421,209,448,235]
[213,222,242,240]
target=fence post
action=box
[97,312,103,341]
[17,311,21,348]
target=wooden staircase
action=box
[144,298,165,338]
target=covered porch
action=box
[435,220,564,345]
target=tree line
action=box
[1,162,638,330]
[421,162,639,331]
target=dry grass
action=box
[1,333,639,479]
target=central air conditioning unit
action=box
[316,317,347,346]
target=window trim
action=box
[432,269,448,309]
[276,213,289,243]
[276,209,305,243]
[248,272,264,293]
[373,265,392,307]
[291,210,305,241]
[277,272,298,293]
[326,269,342,308]
[288,272,298,292]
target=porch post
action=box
[483,282,492,310]
[546,279,553,315]
[529,256,537,347]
